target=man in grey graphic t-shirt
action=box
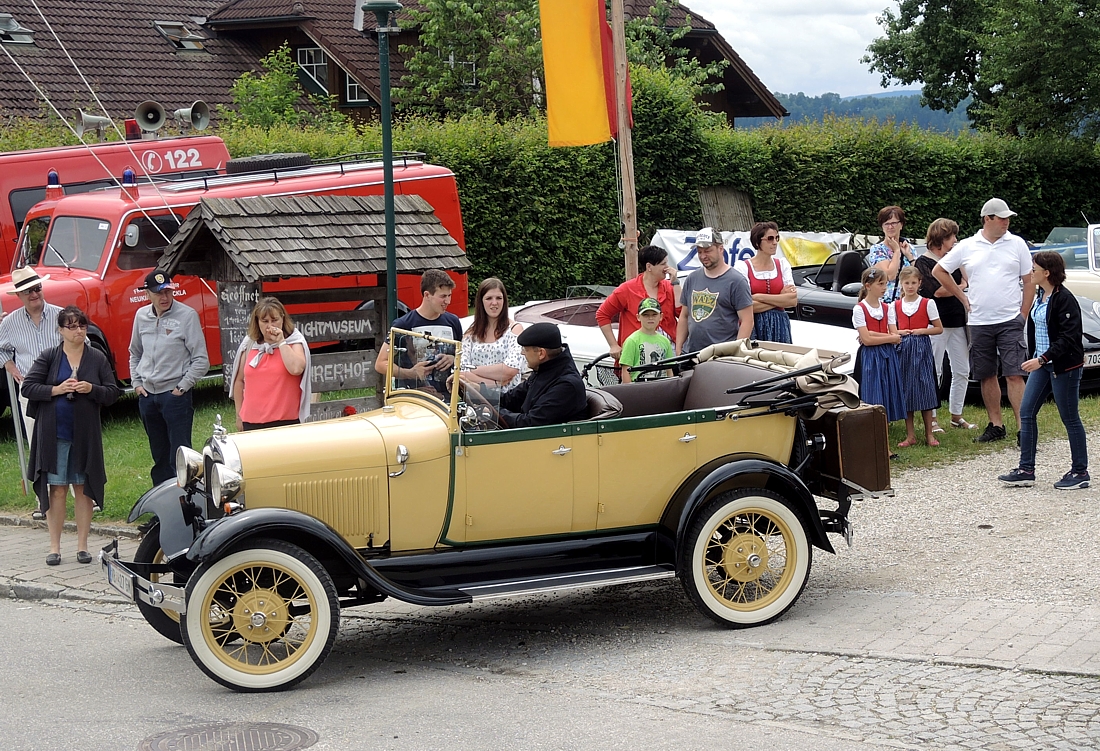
[676,228,754,353]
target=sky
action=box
[683,0,908,98]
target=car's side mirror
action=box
[124,224,140,247]
[840,282,863,297]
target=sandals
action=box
[46,553,61,566]
[76,550,92,564]
[951,418,978,430]
[930,420,945,434]
[897,439,918,448]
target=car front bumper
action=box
[100,540,187,614]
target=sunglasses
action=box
[19,285,43,295]
[763,235,780,242]
[62,323,88,330]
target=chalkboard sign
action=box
[217,281,262,390]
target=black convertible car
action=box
[789,249,1100,393]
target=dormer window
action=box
[297,47,329,95]
[0,13,35,45]
[153,20,206,50]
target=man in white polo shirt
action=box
[933,198,1033,444]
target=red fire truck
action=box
[0,149,468,383]
[0,135,231,272]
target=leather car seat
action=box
[833,250,865,290]
[583,388,624,420]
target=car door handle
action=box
[801,306,817,316]
[552,445,572,456]
[679,433,696,443]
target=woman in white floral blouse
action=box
[459,278,526,391]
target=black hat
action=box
[516,322,562,349]
[143,270,172,292]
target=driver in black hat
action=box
[498,322,588,428]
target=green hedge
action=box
[705,118,1100,242]
[7,76,1100,302]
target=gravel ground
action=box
[811,428,1100,604]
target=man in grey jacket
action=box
[129,271,209,485]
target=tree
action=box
[863,0,1100,139]
[221,44,346,130]
[397,0,544,119]
[624,0,728,98]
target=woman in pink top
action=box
[231,297,311,431]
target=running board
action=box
[459,565,676,601]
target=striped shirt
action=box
[0,303,64,375]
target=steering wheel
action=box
[457,378,505,431]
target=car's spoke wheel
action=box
[134,522,185,644]
[681,488,811,628]
[181,539,339,692]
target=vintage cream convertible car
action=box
[101,329,891,692]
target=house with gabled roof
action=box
[0,0,785,125]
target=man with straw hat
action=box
[0,267,63,518]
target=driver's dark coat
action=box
[499,345,587,429]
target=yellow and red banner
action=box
[540,0,629,147]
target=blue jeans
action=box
[138,390,194,485]
[1018,364,1088,473]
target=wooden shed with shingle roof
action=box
[158,192,471,283]
[157,192,470,415]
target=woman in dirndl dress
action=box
[893,266,943,447]
[736,221,795,343]
[853,267,905,424]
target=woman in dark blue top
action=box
[21,306,119,565]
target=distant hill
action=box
[735,92,972,134]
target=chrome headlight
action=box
[209,463,244,506]
[176,446,204,489]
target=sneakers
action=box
[31,509,46,521]
[998,468,1036,486]
[1054,471,1091,490]
[975,422,1007,443]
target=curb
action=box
[0,578,129,605]
[0,514,140,539]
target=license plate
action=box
[1085,352,1100,368]
[105,557,135,601]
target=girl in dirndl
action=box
[893,266,943,447]
[853,267,905,425]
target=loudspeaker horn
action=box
[173,100,210,131]
[74,109,112,140]
[135,100,167,132]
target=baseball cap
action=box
[981,198,1017,218]
[695,227,715,247]
[143,270,172,292]
[637,297,661,316]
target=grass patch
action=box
[1,385,1096,522]
[886,396,1100,472]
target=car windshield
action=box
[385,327,462,402]
[1044,227,1088,245]
[22,216,111,271]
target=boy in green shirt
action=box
[620,297,674,382]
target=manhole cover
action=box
[139,722,318,751]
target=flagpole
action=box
[609,0,639,280]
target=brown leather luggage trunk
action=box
[804,404,891,497]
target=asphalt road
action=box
[5,435,1100,750]
[3,595,888,751]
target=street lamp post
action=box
[362,0,403,330]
